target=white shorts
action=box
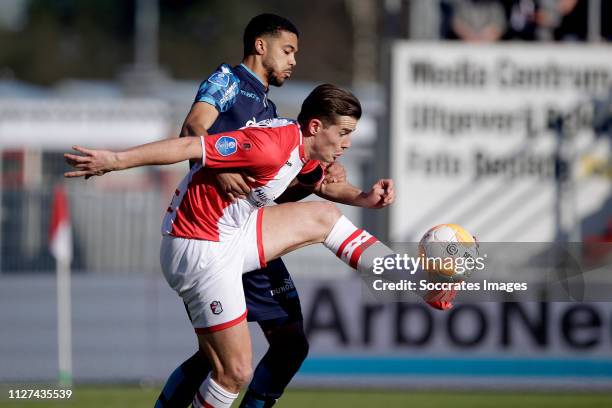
[160,208,266,333]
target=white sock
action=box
[323,215,429,281]
[193,374,239,408]
[324,216,386,271]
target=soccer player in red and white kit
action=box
[161,14,328,408]
[65,84,454,408]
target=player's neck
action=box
[241,57,269,88]
[302,135,314,161]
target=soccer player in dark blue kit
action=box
[154,14,345,408]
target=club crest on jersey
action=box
[210,301,223,315]
[215,136,237,156]
[208,72,230,87]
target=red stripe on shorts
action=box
[194,310,248,334]
[256,208,266,269]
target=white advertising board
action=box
[0,99,171,149]
[287,278,612,388]
[390,43,611,242]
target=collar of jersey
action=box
[297,124,308,163]
[238,63,268,92]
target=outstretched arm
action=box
[315,178,395,209]
[64,136,203,179]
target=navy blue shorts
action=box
[243,257,303,328]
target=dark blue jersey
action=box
[189,64,305,325]
[192,63,305,325]
[195,63,278,134]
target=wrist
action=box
[355,191,370,207]
[113,152,125,171]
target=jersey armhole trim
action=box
[296,124,308,163]
[195,96,218,109]
[200,135,206,166]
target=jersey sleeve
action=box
[201,124,300,181]
[194,64,240,113]
[201,131,268,170]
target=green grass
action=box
[0,386,158,407]
[277,389,612,408]
[1,386,612,407]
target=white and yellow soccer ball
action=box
[418,224,480,280]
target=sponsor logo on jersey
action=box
[219,82,238,105]
[215,136,237,156]
[240,89,261,102]
[210,300,223,315]
[255,119,274,127]
[248,187,272,208]
[243,118,294,129]
[208,72,230,88]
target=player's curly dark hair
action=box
[243,14,299,58]
[297,84,362,128]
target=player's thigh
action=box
[197,320,252,377]
[261,201,341,261]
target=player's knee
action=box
[313,202,342,233]
[229,363,253,389]
[220,361,253,391]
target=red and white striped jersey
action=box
[162,119,322,241]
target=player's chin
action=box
[269,74,287,87]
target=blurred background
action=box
[0,0,611,405]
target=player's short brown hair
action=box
[297,84,362,128]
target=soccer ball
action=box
[418,224,479,280]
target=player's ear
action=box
[254,37,266,55]
[308,118,323,136]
